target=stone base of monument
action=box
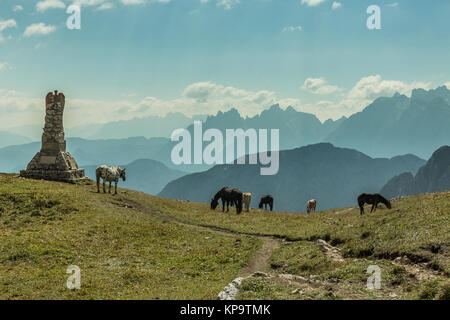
[20,151,88,183]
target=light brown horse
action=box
[306,199,317,213]
[242,192,252,212]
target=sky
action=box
[1,0,450,129]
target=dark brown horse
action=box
[358,193,391,215]
[259,195,274,211]
[211,187,243,214]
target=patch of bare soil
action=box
[392,256,442,281]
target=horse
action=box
[306,199,317,213]
[211,187,243,214]
[259,195,274,211]
[96,165,126,195]
[242,192,252,212]
[357,193,391,215]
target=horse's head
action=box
[119,168,126,181]
[259,201,263,209]
[386,200,392,209]
[211,198,218,210]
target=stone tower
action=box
[20,90,86,182]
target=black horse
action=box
[259,195,274,211]
[211,187,243,214]
[358,193,392,215]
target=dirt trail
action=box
[239,238,281,277]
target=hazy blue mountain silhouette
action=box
[84,159,186,195]
[327,87,450,159]
[185,105,346,151]
[0,131,31,149]
[158,143,425,212]
[381,146,450,198]
[87,113,207,140]
[0,137,208,174]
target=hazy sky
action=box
[1,0,450,128]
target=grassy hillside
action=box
[0,174,259,299]
[0,173,449,300]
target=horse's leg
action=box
[96,176,100,193]
[103,180,106,193]
[359,202,364,215]
[222,199,225,212]
[114,181,118,195]
[370,204,375,213]
[109,181,112,194]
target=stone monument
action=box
[20,90,87,183]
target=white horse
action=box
[242,192,252,212]
[306,199,317,213]
[96,165,126,195]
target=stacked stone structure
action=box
[20,90,87,182]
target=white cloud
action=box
[0,19,17,42]
[201,0,240,10]
[96,2,115,10]
[282,25,303,32]
[387,3,399,7]
[302,78,339,95]
[120,0,146,5]
[13,5,24,12]
[310,75,431,119]
[119,0,171,5]
[346,75,429,102]
[301,0,326,7]
[217,0,240,10]
[23,23,56,37]
[332,1,341,10]
[36,0,66,12]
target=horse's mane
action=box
[377,194,391,207]
[213,187,228,201]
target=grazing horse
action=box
[211,187,243,214]
[259,195,274,211]
[242,192,252,212]
[358,193,391,215]
[96,165,126,195]
[306,199,317,213]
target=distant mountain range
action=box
[0,137,171,173]
[86,113,207,140]
[185,106,346,151]
[381,146,450,198]
[4,113,208,142]
[327,87,450,159]
[0,131,30,149]
[84,159,186,195]
[159,143,426,212]
[0,136,210,174]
